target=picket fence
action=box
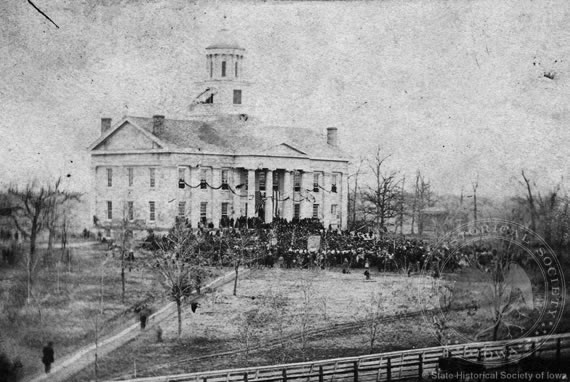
[112,332,570,382]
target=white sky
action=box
[1,0,568,198]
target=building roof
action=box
[124,115,349,160]
[205,29,244,50]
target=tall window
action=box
[178,167,185,183]
[149,168,156,188]
[259,172,266,191]
[233,89,242,105]
[331,204,338,217]
[313,173,320,192]
[273,172,279,191]
[221,169,229,190]
[107,201,112,220]
[178,201,186,217]
[127,201,134,221]
[127,167,134,187]
[107,168,113,187]
[221,61,227,77]
[200,202,208,223]
[313,204,320,219]
[235,61,238,77]
[149,201,156,221]
[221,202,229,219]
[200,169,208,189]
[294,203,301,219]
[331,174,338,193]
[293,171,301,192]
[210,58,213,78]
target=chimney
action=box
[326,127,338,147]
[101,118,112,135]
[153,115,165,135]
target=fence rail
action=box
[111,332,570,382]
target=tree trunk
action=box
[121,251,125,303]
[233,265,239,296]
[28,227,37,302]
[121,266,125,303]
[46,228,54,266]
[176,299,182,337]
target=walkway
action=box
[24,270,243,382]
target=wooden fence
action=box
[112,332,570,382]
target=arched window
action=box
[221,61,226,77]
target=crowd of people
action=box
[143,218,475,275]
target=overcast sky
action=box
[1,0,568,199]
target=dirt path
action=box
[23,269,244,382]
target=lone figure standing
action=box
[42,342,54,373]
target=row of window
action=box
[106,167,155,188]
[105,201,339,222]
[106,167,339,193]
[209,59,239,79]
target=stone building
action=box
[88,30,350,234]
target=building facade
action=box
[89,30,350,234]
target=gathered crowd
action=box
[142,218,482,275]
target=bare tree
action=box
[225,230,258,296]
[348,157,365,231]
[115,202,143,303]
[472,174,479,224]
[362,148,401,234]
[235,307,266,365]
[413,171,434,236]
[264,288,290,362]
[519,171,569,249]
[359,292,384,353]
[148,223,207,337]
[8,178,80,300]
[520,170,537,232]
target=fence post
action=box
[477,348,482,362]
[418,354,423,379]
[505,345,509,363]
[319,366,324,382]
[244,373,248,382]
[354,361,359,382]
[387,358,391,382]
[283,369,288,382]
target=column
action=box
[301,171,313,219]
[322,172,331,228]
[340,172,349,230]
[212,168,221,228]
[283,170,293,221]
[247,169,255,218]
[232,168,241,224]
[265,169,274,224]
[190,166,200,228]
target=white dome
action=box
[206,29,243,50]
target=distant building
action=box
[88,30,350,234]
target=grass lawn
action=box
[71,268,444,381]
[0,242,174,379]
[71,261,570,382]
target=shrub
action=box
[0,351,23,382]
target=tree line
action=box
[347,147,570,252]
